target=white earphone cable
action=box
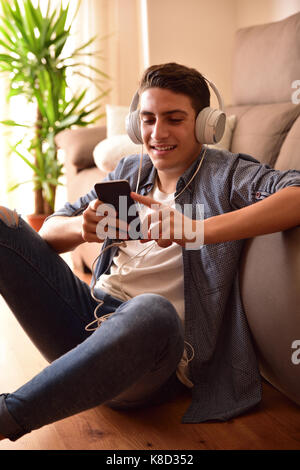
[84,240,127,331]
[85,147,207,364]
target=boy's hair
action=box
[138,62,210,115]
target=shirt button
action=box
[256,191,261,198]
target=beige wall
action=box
[76,0,300,108]
[143,0,300,106]
[145,0,236,107]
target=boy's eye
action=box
[142,118,155,124]
[142,118,183,124]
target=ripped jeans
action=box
[0,208,185,441]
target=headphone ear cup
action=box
[195,107,226,144]
[126,109,143,144]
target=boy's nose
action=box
[151,120,169,140]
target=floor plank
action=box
[1,256,300,450]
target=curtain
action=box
[73,0,146,107]
[70,0,112,107]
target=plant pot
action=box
[27,213,48,232]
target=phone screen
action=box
[94,180,141,239]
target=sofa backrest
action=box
[232,12,300,105]
[226,12,300,170]
[236,13,300,407]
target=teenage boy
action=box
[0,63,300,442]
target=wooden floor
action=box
[1,256,300,450]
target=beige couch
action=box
[55,13,300,407]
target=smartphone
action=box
[94,180,141,239]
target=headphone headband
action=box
[129,91,140,113]
[204,78,224,110]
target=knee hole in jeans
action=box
[0,207,19,228]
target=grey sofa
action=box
[55,13,300,408]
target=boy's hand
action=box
[81,199,104,243]
[131,192,203,249]
[82,199,128,243]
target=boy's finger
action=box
[130,192,161,209]
[89,198,102,211]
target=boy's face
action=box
[140,87,202,176]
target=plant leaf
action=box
[8,179,34,192]
[0,119,30,127]
[0,0,107,214]
[10,145,42,177]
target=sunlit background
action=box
[0,0,104,215]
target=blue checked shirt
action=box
[51,147,300,422]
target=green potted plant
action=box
[0,0,108,229]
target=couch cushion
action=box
[228,102,300,166]
[232,12,300,105]
[275,114,300,171]
[66,165,106,204]
[55,126,107,169]
[106,104,129,137]
[93,134,142,172]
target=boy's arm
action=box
[39,155,134,252]
[131,186,300,247]
[39,199,104,253]
[204,186,300,244]
[39,214,85,253]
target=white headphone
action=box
[126,77,226,145]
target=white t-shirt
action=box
[96,180,193,387]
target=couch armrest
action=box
[240,227,300,405]
[55,125,107,170]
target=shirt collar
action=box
[176,146,206,196]
[137,155,157,195]
[137,146,207,196]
